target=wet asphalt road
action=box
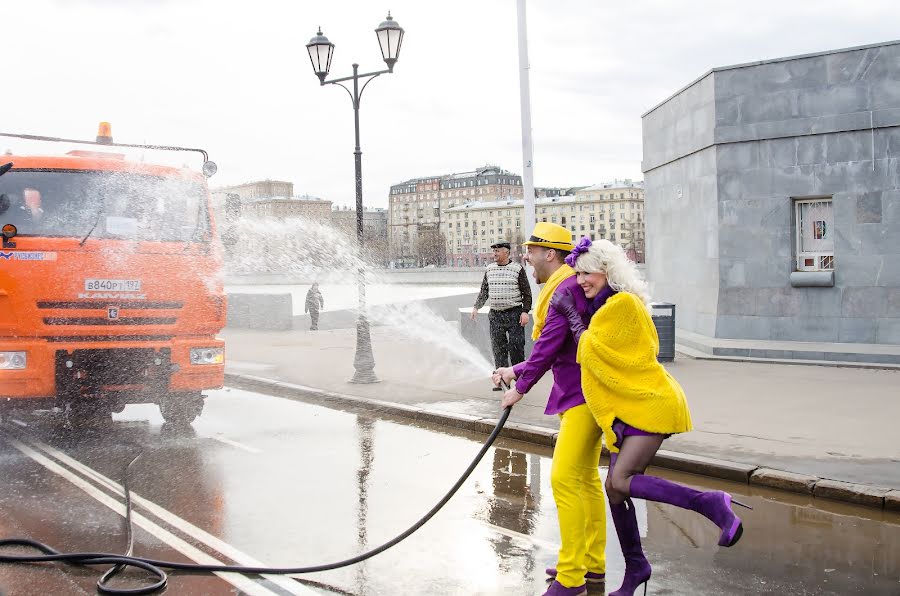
[0,388,898,596]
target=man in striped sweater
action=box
[471,242,532,389]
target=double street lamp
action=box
[307,13,405,384]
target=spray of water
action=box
[223,216,369,280]
[370,300,494,379]
[224,214,493,381]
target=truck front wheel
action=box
[158,392,205,426]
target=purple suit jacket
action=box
[512,275,588,416]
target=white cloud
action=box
[4,1,899,208]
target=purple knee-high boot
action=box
[608,498,651,596]
[606,452,651,596]
[628,475,750,547]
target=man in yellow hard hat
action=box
[492,222,607,595]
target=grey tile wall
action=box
[644,41,900,344]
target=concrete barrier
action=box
[226,293,293,331]
[378,268,485,284]
[226,264,644,287]
[293,292,479,331]
[225,267,486,286]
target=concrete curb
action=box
[675,344,900,371]
[224,372,899,512]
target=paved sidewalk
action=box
[221,326,900,495]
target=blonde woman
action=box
[551,237,750,596]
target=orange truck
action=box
[0,124,225,426]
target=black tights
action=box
[606,434,665,506]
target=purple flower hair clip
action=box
[565,236,592,268]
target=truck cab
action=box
[0,125,225,426]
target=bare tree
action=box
[621,216,645,263]
[362,234,390,267]
[415,228,448,267]
[504,228,525,262]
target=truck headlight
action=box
[190,347,224,365]
[0,351,26,370]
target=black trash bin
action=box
[650,302,676,362]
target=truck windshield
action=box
[0,170,209,242]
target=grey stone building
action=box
[331,206,388,241]
[214,180,294,201]
[642,40,900,345]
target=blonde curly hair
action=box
[572,239,651,306]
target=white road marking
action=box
[10,419,27,427]
[211,434,263,454]
[1,435,285,596]
[12,432,316,596]
[480,521,560,551]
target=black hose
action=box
[0,400,513,594]
[96,450,162,594]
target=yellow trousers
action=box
[551,403,607,587]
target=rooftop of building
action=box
[331,205,387,213]
[245,195,330,204]
[391,164,520,187]
[582,179,644,191]
[212,179,293,190]
[643,38,900,118]
[444,191,644,212]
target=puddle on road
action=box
[216,388,900,595]
[4,389,898,595]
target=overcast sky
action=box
[5,1,900,208]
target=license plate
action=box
[84,279,142,292]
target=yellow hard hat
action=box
[522,222,574,251]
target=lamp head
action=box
[375,12,404,71]
[306,27,335,83]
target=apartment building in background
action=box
[388,165,588,266]
[388,165,526,267]
[445,180,645,267]
[214,180,294,201]
[331,206,390,266]
[240,195,333,221]
[331,206,389,242]
[213,180,333,222]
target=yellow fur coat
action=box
[577,292,692,452]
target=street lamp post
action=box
[307,13,404,384]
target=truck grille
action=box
[37,301,181,327]
[37,301,183,309]
[45,335,174,342]
[43,317,176,326]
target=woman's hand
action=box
[551,288,587,342]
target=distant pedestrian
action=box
[561,237,750,596]
[471,241,532,388]
[305,282,324,331]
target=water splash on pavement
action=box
[371,301,494,379]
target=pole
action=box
[516,0,539,295]
[517,0,536,238]
[350,63,379,383]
